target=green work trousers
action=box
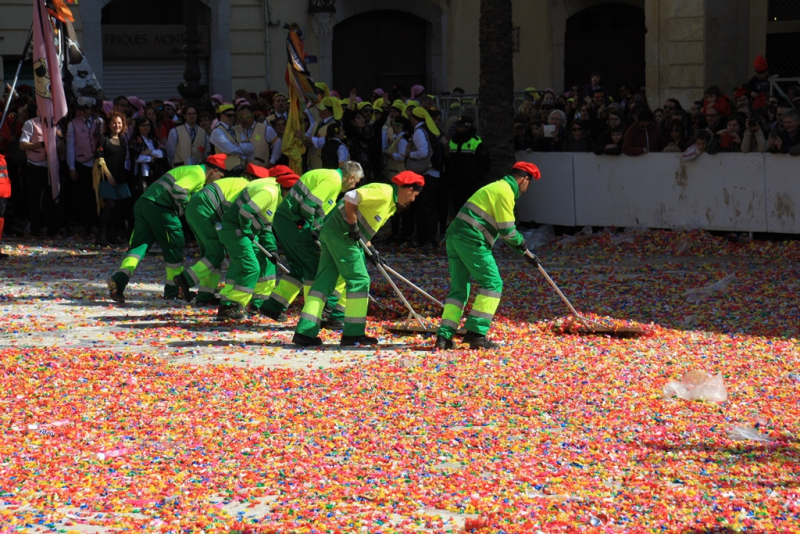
[260,213,346,318]
[294,226,370,338]
[184,193,224,303]
[111,198,185,298]
[218,229,276,309]
[436,233,503,340]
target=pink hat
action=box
[163,100,177,110]
[235,97,249,107]
[127,96,145,114]
[102,100,114,115]
[355,97,363,103]
[330,90,340,98]
[211,94,224,105]
[372,88,385,97]
[410,85,425,100]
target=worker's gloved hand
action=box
[366,246,384,267]
[524,251,540,266]
[266,251,279,265]
[347,222,362,242]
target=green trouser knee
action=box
[295,231,370,338]
[185,197,223,302]
[436,234,503,340]
[262,214,344,318]
[218,230,259,308]
[251,232,277,309]
[111,198,185,298]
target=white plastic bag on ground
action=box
[662,370,727,402]
[523,225,556,250]
[684,273,736,302]
[727,425,772,442]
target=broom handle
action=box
[382,264,444,308]
[526,251,608,330]
[361,239,427,328]
[251,239,290,274]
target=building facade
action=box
[0,0,796,106]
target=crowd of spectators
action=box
[0,54,797,255]
[513,57,800,160]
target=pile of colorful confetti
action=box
[0,229,798,532]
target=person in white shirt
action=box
[402,106,442,249]
[209,104,248,173]
[266,93,289,123]
[18,102,52,236]
[302,96,341,170]
[235,104,282,168]
[320,122,349,169]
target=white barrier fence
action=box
[515,152,800,234]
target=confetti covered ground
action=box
[1,228,799,533]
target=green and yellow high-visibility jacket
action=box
[222,178,280,241]
[201,177,250,219]
[143,164,207,216]
[449,175,525,253]
[277,168,343,231]
[333,183,396,240]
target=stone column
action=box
[646,0,707,109]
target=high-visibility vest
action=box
[223,177,280,234]
[450,175,525,251]
[277,167,343,231]
[144,164,207,216]
[202,177,250,219]
[173,124,207,166]
[335,182,396,240]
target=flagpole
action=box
[0,24,33,133]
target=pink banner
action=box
[32,0,68,200]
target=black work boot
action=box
[292,332,323,346]
[434,335,454,350]
[340,335,379,346]
[106,277,125,304]
[463,331,499,350]
[173,273,196,303]
[321,317,345,330]
[259,307,288,322]
[216,303,244,321]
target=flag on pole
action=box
[32,0,68,201]
[282,24,322,174]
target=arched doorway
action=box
[332,10,428,97]
[563,3,645,95]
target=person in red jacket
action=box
[0,154,11,259]
[622,108,662,156]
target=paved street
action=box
[1,230,799,532]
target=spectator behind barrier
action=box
[704,104,724,133]
[622,108,661,156]
[661,118,690,153]
[768,108,800,155]
[741,114,768,154]
[708,114,745,154]
[562,120,593,153]
[681,129,711,161]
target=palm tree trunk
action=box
[479,0,515,172]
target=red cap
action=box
[246,163,270,178]
[734,86,748,99]
[270,165,300,188]
[391,170,425,188]
[205,154,227,170]
[754,55,768,73]
[512,161,541,180]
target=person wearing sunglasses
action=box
[209,104,248,173]
[235,103,279,169]
[562,119,593,152]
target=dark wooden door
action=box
[564,3,645,94]
[333,10,428,97]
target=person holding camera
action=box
[740,115,768,153]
